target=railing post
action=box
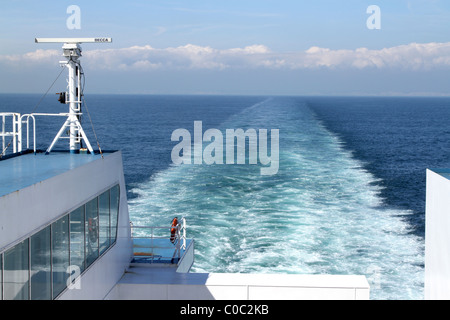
[32,115,36,154]
[129,220,188,264]
[12,114,18,153]
[1,114,5,155]
[151,227,154,263]
[182,217,186,250]
[20,114,36,153]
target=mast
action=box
[35,38,112,154]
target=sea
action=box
[3,93,450,300]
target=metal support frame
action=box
[46,43,92,154]
[0,113,20,155]
[35,37,112,154]
[0,113,36,156]
[130,218,187,264]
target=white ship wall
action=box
[108,270,370,300]
[425,169,450,300]
[0,151,133,300]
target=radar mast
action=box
[35,37,112,154]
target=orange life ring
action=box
[170,217,178,243]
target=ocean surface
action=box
[3,93,450,300]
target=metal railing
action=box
[130,217,187,264]
[0,111,91,157]
[1,112,36,156]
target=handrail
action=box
[21,114,36,153]
[1,112,38,156]
[0,112,88,156]
[130,217,187,264]
[1,113,21,155]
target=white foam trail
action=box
[128,98,424,300]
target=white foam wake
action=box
[128,98,424,300]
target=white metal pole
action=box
[2,114,5,155]
[36,38,112,154]
[76,122,94,153]
[182,217,186,250]
[12,114,18,153]
[67,59,78,153]
[46,118,71,154]
[17,114,22,152]
[77,65,81,110]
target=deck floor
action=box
[131,238,190,264]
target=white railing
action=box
[0,112,36,156]
[21,114,36,153]
[130,217,187,264]
[0,111,93,157]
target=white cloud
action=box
[290,42,450,70]
[72,44,273,71]
[2,42,450,72]
[0,49,60,64]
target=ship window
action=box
[3,239,29,300]
[0,183,121,300]
[85,197,99,268]
[52,215,69,299]
[110,184,120,244]
[70,206,85,273]
[99,190,110,255]
[30,226,51,300]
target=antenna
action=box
[36,37,112,154]
[35,37,112,44]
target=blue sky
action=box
[1,0,450,95]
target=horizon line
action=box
[1,92,450,98]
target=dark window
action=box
[70,206,85,273]
[30,226,51,300]
[52,215,70,299]
[85,197,99,267]
[3,240,29,300]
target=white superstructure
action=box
[425,169,450,299]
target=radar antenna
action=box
[35,38,112,154]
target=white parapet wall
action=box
[106,266,370,300]
[425,169,450,300]
[0,151,133,300]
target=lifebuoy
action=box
[170,217,178,243]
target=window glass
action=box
[30,226,51,300]
[70,206,85,273]
[99,190,110,255]
[0,184,121,300]
[110,184,120,244]
[85,197,99,267]
[52,215,70,299]
[3,240,29,300]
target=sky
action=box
[1,0,450,95]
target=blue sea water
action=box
[2,93,450,300]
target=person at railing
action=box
[170,217,181,264]
[170,217,178,244]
